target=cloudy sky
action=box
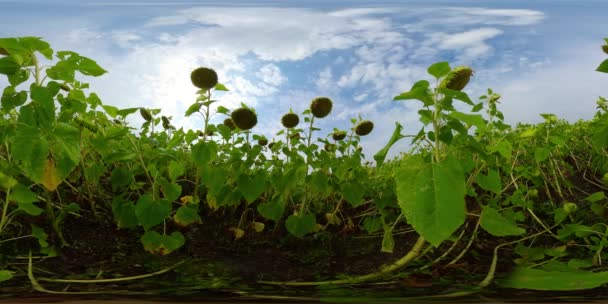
[1,0,607,157]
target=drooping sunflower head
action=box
[139,108,152,122]
[355,120,374,136]
[258,137,268,146]
[231,107,257,130]
[223,118,236,130]
[332,130,347,141]
[190,67,218,90]
[310,97,333,118]
[281,112,300,128]
[440,66,473,91]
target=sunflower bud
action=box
[231,107,257,130]
[332,130,347,141]
[60,84,71,92]
[281,112,299,128]
[310,97,333,118]
[355,120,374,136]
[139,108,152,122]
[258,138,268,146]
[223,118,236,130]
[190,67,218,90]
[440,66,473,91]
[603,44,608,55]
[324,143,336,152]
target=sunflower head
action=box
[355,120,374,136]
[231,107,257,130]
[281,112,300,128]
[223,118,236,130]
[332,130,347,141]
[324,143,336,152]
[190,67,218,90]
[440,66,473,91]
[258,137,268,146]
[310,97,333,118]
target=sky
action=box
[1,0,607,158]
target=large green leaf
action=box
[393,80,433,106]
[285,213,316,238]
[480,206,525,236]
[476,169,502,194]
[257,195,285,222]
[500,267,608,290]
[395,155,466,247]
[173,205,202,227]
[135,195,172,230]
[111,196,138,229]
[140,231,185,255]
[448,111,487,131]
[192,141,218,167]
[49,123,80,182]
[237,173,266,204]
[11,125,48,184]
[427,61,451,79]
[341,181,365,207]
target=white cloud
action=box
[257,64,286,86]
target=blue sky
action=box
[1,0,607,156]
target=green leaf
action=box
[214,83,229,91]
[373,122,405,167]
[489,140,512,160]
[500,267,608,290]
[111,167,134,191]
[8,183,38,204]
[173,205,202,227]
[393,80,433,106]
[9,183,43,215]
[427,61,451,79]
[140,231,185,255]
[49,123,80,182]
[11,125,48,184]
[341,181,365,207]
[1,86,28,111]
[0,57,20,75]
[111,196,138,229]
[448,111,487,131]
[185,103,202,117]
[395,155,466,247]
[31,224,48,248]
[8,69,29,86]
[476,169,502,194]
[160,179,182,202]
[596,59,608,73]
[534,147,552,163]
[135,195,172,230]
[167,161,185,181]
[285,213,316,238]
[585,191,605,203]
[257,195,285,222]
[192,141,218,167]
[0,270,13,283]
[480,206,525,236]
[237,174,266,204]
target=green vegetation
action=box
[1,36,608,300]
